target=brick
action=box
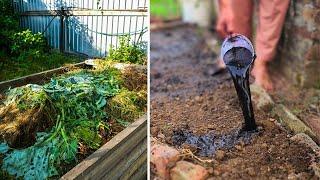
[170,161,209,180]
[151,144,180,179]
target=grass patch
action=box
[151,0,181,19]
[106,89,147,124]
[0,51,83,82]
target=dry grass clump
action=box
[106,89,147,123]
[121,65,147,91]
[0,86,54,148]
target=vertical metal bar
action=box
[110,0,115,48]
[65,16,68,52]
[76,1,79,53]
[105,0,110,56]
[96,15,98,56]
[20,0,22,13]
[68,17,73,52]
[122,0,127,35]
[38,16,41,33]
[115,0,120,48]
[86,1,89,55]
[72,17,75,52]
[81,0,84,53]
[100,0,104,57]
[35,16,37,33]
[141,16,145,43]
[21,0,24,13]
[128,0,133,45]
[134,0,140,44]
[52,17,55,48]
[91,0,94,56]
[76,22,79,53]
[52,17,54,48]
[49,17,51,48]
[59,7,65,52]
[41,16,44,33]
[27,14,30,31]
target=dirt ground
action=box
[150,26,317,179]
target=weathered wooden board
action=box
[0,62,85,93]
[61,115,147,179]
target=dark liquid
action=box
[223,47,257,131]
[172,129,256,157]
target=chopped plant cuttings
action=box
[0,63,146,179]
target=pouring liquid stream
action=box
[223,47,257,131]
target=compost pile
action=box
[0,63,146,179]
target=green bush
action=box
[107,36,147,65]
[10,30,48,60]
[0,0,48,61]
[0,0,19,52]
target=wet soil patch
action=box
[171,128,259,157]
[151,26,317,179]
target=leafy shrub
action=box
[0,1,48,61]
[107,35,147,65]
[0,0,19,52]
[10,30,48,60]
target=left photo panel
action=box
[0,0,148,179]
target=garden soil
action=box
[150,26,318,179]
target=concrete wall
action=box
[277,0,320,88]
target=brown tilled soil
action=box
[150,26,317,179]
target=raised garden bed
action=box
[0,60,147,179]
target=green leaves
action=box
[4,84,48,110]
[0,143,9,154]
[107,35,147,65]
[0,69,122,178]
[1,133,59,179]
[9,30,47,60]
[1,131,78,179]
[0,61,146,179]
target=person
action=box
[215,0,290,91]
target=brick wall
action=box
[277,0,320,88]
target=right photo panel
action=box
[150,0,320,179]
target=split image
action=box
[0,0,320,179]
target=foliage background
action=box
[0,0,82,81]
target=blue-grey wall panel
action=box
[13,0,148,57]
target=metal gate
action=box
[12,0,148,57]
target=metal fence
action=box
[12,0,148,57]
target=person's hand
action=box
[215,0,233,38]
[216,16,229,38]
